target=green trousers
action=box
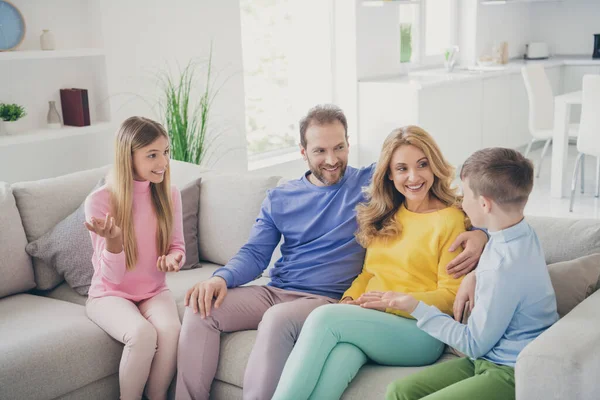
[386,357,515,400]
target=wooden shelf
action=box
[0,48,105,61]
[0,122,114,147]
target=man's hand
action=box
[453,271,476,322]
[446,230,488,278]
[184,276,228,318]
[358,291,419,314]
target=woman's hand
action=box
[339,296,356,305]
[445,230,488,278]
[157,253,183,272]
[357,291,419,314]
[453,271,476,322]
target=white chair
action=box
[569,75,600,212]
[521,64,579,178]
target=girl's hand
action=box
[84,213,122,239]
[157,253,183,272]
[339,296,357,305]
[360,291,419,314]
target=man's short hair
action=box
[460,148,534,211]
[299,104,348,148]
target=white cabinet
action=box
[563,65,600,93]
[358,80,482,169]
[546,66,564,96]
[481,76,511,149]
[418,81,483,167]
[563,65,600,121]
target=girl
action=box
[272,126,470,400]
[84,116,185,400]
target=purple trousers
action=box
[175,285,336,400]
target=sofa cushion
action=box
[0,183,35,298]
[548,253,600,318]
[528,216,600,264]
[12,166,110,290]
[180,178,202,269]
[198,173,281,265]
[0,294,121,400]
[25,179,105,295]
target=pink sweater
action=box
[85,180,186,301]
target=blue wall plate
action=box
[0,1,26,51]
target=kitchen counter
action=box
[360,55,600,88]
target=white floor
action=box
[525,144,600,220]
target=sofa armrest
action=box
[515,290,600,400]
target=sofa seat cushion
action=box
[212,329,458,398]
[0,294,122,400]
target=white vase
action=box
[40,29,56,51]
[2,120,25,135]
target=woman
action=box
[272,125,470,400]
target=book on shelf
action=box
[60,88,90,127]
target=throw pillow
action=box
[25,178,105,295]
[547,253,600,318]
[180,178,202,269]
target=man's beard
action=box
[307,158,347,186]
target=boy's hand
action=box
[454,271,476,321]
[359,291,419,314]
[446,230,488,278]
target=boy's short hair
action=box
[460,148,534,211]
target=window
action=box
[398,0,457,66]
[240,0,334,160]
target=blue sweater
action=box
[411,218,559,367]
[213,165,375,299]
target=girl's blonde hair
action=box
[110,116,173,270]
[355,126,464,247]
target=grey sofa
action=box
[1,160,599,400]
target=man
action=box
[176,104,487,400]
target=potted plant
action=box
[158,45,224,166]
[0,103,27,136]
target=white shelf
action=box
[362,0,420,6]
[0,48,105,61]
[0,122,114,147]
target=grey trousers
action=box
[175,285,337,400]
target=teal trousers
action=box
[272,304,445,400]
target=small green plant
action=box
[0,103,27,122]
[158,45,222,166]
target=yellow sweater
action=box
[343,205,466,318]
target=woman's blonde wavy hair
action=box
[109,116,174,271]
[355,126,465,247]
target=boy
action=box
[360,148,559,400]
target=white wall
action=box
[529,0,600,56]
[1,0,248,184]
[98,0,248,173]
[476,3,531,61]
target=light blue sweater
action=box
[213,165,375,299]
[411,218,559,367]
